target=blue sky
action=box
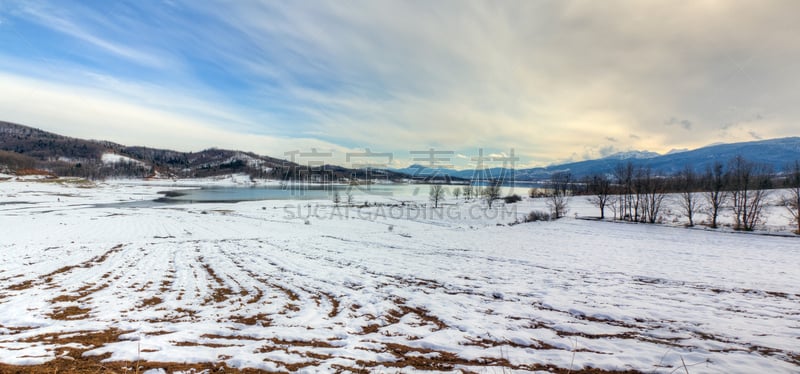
[1,1,799,169]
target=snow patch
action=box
[101,153,144,165]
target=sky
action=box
[1,0,799,169]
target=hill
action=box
[0,121,407,181]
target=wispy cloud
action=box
[1,1,800,166]
[13,3,173,70]
[0,72,348,159]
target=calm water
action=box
[158,182,544,203]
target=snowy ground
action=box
[0,178,798,373]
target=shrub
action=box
[525,210,551,222]
[503,194,523,204]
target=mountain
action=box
[601,150,660,160]
[392,164,519,182]
[541,137,800,178]
[0,121,408,181]
[393,137,800,181]
[4,120,800,181]
[666,148,689,155]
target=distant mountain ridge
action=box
[601,150,660,160]
[393,137,800,181]
[3,120,800,181]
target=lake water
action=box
[157,182,545,203]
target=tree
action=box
[482,180,501,208]
[463,185,473,200]
[728,155,771,231]
[638,167,666,224]
[586,174,615,219]
[429,184,445,208]
[703,161,727,228]
[781,160,800,234]
[546,172,571,219]
[452,187,461,201]
[346,191,354,205]
[332,191,341,205]
[677,165,702,226]
[613,161,635,221]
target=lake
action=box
[156,182,545,203]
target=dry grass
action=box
[47,306,91,320]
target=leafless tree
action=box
[462,185,473,200]
[728,155,771,231]
[429,184,445,209]
[703,161,727,228]
[586,174,615,219]
[638,167,667,224]
[547,172,572,219]
[781,160,800,234]
[608,197,619,220]
[452,187,461,201]
[483,180,502,208]
[677,165,702,226]
[332,191,341,205]
[346,191,354,205]
[613,161,635,220]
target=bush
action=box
[525,210,552,222]
[503,194,523,204]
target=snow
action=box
[109,173,284,188]
[601,150,660,160]
[101,153,144,165]
[0,179,798,373]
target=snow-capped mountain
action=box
[601,150,661,160]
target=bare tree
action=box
[728,155,771,231]
[781,160,800,234]
[613,161,635,221]
[462,185,473,200]
[677,165,702,226]
[332,191,341,205]
[608,196,619,220]
[638,167,667,224]
[586,174,615,219]
[703,161,727,228]
[452,186,461,201]
[429,184,445,208]
[346,191,354,205]
[482,180,501,208]
[547,172,572,219]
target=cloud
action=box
[1,1,800,167]
[13,3,173,69]
[0,73,349,160]
[665,117,692,130]
[598,145,618,158]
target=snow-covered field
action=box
[0,179,798,373]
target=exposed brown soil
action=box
[351,342,641,373]
[0,359,262,374]
[2,328,651,374]
[47,305,91,320]
[229,313,271,326]
[322,292,340,317]
[140,296,163,307]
